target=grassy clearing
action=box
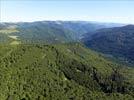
[0,29,19,34]
[8,35,18,40]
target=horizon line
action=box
[0,20,132,25]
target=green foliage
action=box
[0,43,133,100]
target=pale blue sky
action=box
[1,0,134,24]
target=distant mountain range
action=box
[0,21,125,43]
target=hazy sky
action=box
[1,0,134,24]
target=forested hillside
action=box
[83,25,134,65]
[0,43,133,100]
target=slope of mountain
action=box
[83,25,134,65]
[0,43,133,100]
